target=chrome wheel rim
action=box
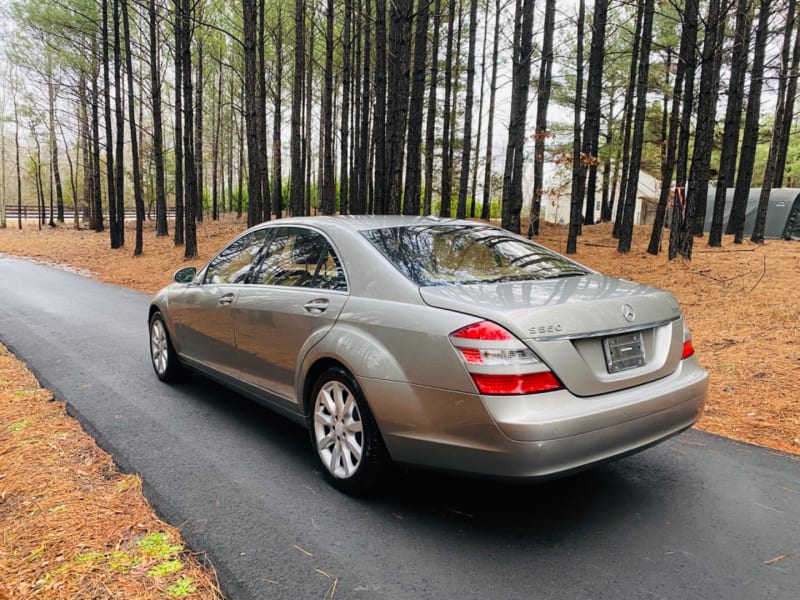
[150,318,169,376]
[313,380,364,479]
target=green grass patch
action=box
[168,576,197,598]
[148,559,183,578]
[6,419,30,433]
[137,532,183,559]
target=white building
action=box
[542,170,663,226]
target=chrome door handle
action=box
[303,298,329,314]
[218,293,235,306]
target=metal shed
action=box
[704,188,800,240]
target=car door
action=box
[169,228,269,376]
[233,226,348,404]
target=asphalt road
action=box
[1,255,798,600]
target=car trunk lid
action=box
[419,275,685,396]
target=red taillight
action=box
[450,321,563,395]
[471,372,562,395]
[450,321,514,341]
[682,339,695,360]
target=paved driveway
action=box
[1,256,798,599]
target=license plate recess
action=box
[603,331,646,373]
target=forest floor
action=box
[0,215,798,596]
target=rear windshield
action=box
[362,224,589,286]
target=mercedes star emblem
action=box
[622,304,636,322]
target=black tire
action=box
[309,367,388,494]
[149,311,184,383]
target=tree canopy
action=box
[1,0,797,257]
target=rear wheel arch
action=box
[300,325,409,402]
[303,357,350,416]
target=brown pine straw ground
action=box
[0,343,224,599]
[0,215,798,596]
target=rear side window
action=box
[252,227,347,291]
[362,224,588,286]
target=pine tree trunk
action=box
[348,0,363,215]
[195,40,204,223]
[439,0,457,217]
[613,2,643,239]
[730,0,770,243]
[173,0,184,245]
[501,0,534,234]
[667,2,699,259]
[237,93,245,217]
[404,0,431,216]
[243,0,262,226]
[470,3,489,219]
[456,0,479,219]
[14,94,22,230]
[182,0,198,258]
[774,6,800,187]
[373,0,388,213]
[423,0,442,216]
[567,0,586,254]
[113,0,125,247]
[212,54,224,221]
[121,0,146,255]
[257,0,271,221]
[647,0,697,255]
[321,0,336,215]
[290,0,305,216]
[355,0,372,214]
[47,70,64,224]
[90,47,104,232]
[529,0,555,236]
[304,24,314,215]
[339,0,352,215]
[102,0,118,244]
[617,0,655,254]
[710,0,752,245]
[78,68,94,228]
[228,78,235,214]
[386,0,413,215]
[752,0,787,243]
[149,0,168,236]
[272,5,284,218]
[481,0,501,221]
[582,0,609,227]
[681,0,723,257]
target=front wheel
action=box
[149,311,183,383]
[309,367,388,494]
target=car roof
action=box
[253,214,482,233]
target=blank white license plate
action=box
[603,332,646,373]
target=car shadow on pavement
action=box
[178,372,694,543]
[365,450,692,544]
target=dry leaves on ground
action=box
[0,343,224,599]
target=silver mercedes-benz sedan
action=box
[148,216,708,493]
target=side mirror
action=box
[174,266,198,284]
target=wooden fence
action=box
[3,205,176,222]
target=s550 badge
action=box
[529,324,563,336]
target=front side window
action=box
[252,227,347,291]
[204,229,269,284]
[362,224,589,286]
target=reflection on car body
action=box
[149,216,708,494]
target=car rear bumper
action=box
[358,359,708,479]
